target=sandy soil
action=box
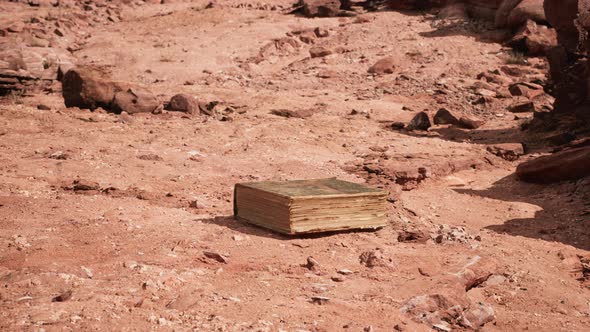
[1,1,589,331]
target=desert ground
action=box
[1,0,589,331]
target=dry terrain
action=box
[1,1,589,331]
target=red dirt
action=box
[1,1,589,331]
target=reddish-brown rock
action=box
[368,56,396,74]
[507,0,546,28]
[516,146,590,183]
[62,66,118,110]
[309,46,333,58]
[168,93,198,114]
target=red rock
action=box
[309,46,333,58]
[270,108,314,119]
[459,302,496,328]
[508,20,557,55]
[112,87,160,114]
[458,116,484,129]
[509,101,535,113]
[314,27,329,38]
[62,66,160,114]
[407,111,432,131]
[359,250,394,268]
[508,82,544,99]
[507,0,546,28]
[168,93,198,114]
[368,56,396,74]
[487,143,525,161]
[516,146,590,183]
[433,108,459,125]
[72,179,100,191]
[62,66,118,110]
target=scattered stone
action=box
[309,46,333,58]
[508,101,535,113]
[397,229,429,243]
[81,266,93,279]
[11,235,31,251]
[487,143,525,161]
[455,256,497,290]
[516,146,590,183]
[203,251,229,264]
[432,224,475,245]
[337,269,353,275]
[359,250,393,268]
[72,179,100,191]
[270,108,314,119]
[475,88,496,98]
[189,199,206,209]
[508,19,557,55]
[305,256,320,272]
[458,116,484,129]
[49,151,68,160]
[314,27,329,38]
[52,290,72,302]
[331,275,345,282]
[406,111,431,131]
[433,108,459,126]
[166,93,198,114]
[123,261,139,269]
[112,88,160,114]
[37,104,51,110]
[137,153,162,161]
[310,296,329,304]
[368,56,396,74]
[508,82,544,99]
[459,302,496,329]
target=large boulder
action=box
[507,0,546,27]
[516,146,590,183]
[62,66,118,110]
[495,0,523,28]
[62,66,160,114]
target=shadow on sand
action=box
[453,173,590,251]
[198,215,386,240]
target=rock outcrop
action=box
[542,0,590,125]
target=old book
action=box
[233,178,388,234]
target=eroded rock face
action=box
[543,0,590,124]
